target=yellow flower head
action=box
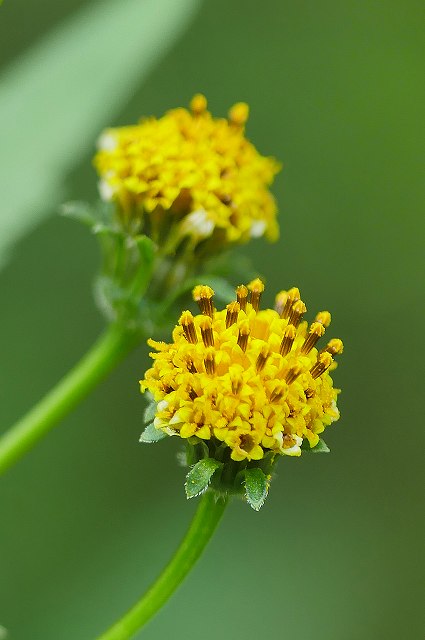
[94,96,280,248]
[141,280,343,462]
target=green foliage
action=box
[142,395,157,426]
[157,274,233,311]
[139,423,167,444]
[61,201,99,228]
[139,394,168,443]
[129,236,157,297]
[244,468,269,511]
[301,438,330,453]
[64,200,160,329]
[63,199,242,335]
[185,459,223,499]
[203,252,259,289]
[199,276,236,303]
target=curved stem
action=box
[0,324,140,475]
[96,491,228,640]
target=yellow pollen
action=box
[199,316,214,347]
[141,280,342,462]
[179,311,198,344]
[301,321,325,354]
[283,434,296,448]
[193,285,215,317]
[226,301,240,328]
[186,358,197,373]
[256,345,270,372]
[188,386,198,400]
[231,375,243,395]
[239,433,256,454]
[280,324,296,356]
[204,348,216,375]
[248,278,265,312]
[270,383,286,402]
[310,352,333,379]
[281,287,300,319]
[288,300,307,327]
[324,338,344,355]
[228,102,249,126]
[285,365,303,385]
[190,93,207,115]
[236,285,249,311]
[315,311,332,327]
[237,321,250,352]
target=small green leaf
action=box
[176,449,188,467]
[143,399,157,426]
[136,234,156,264]
[200,276,235,304]
[185,458,223,499]
[310,438,330,453]
[60,201,98,227]
[159,274,234,314]
[244,468,269,511]
[131,235,157,294]
[301,438,330,453]
[139,422,167,443]
[93,224,123,238]
[203,252,258,285]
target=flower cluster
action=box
[141,280,343,462]
[94,95,280,250]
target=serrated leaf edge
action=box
[139,422,167,444]
[184,459,223,499]
[311,438,330,453]
[244,469,270,511]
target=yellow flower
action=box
[94,95,280,249]
[140,280,343,462]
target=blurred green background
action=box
[1,1,424,638]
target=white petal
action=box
[169,411,183,425]
[250,220,266,238]
[330,400,340,422]
[97,131,117,151]
[281,436,303,457]
[98,179,114,201]
[180,209,214,238]
[281,443,302,457]
[164,427,178,436]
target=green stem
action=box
[0,324,140,476]
[96,491,228,640]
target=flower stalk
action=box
[96,490,228,640]
[0,324,140,475]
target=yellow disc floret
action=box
[141,281,343,462]
[94,96,280,246]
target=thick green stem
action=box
[96,491,228,640]
[0,324,139,475]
